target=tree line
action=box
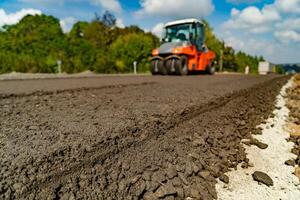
[204,21,264,73]
[0,11,263,74]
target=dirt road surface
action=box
[0,75,289,199]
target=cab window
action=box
[195,23,205,51]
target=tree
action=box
[222,46,237,71]
[0,13,265,75]
[235,51,260,74]
[203,20,223,61]
[0,14,67,73]
[101,11,116,27]
[109,33,155,72]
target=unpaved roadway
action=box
[0,75,289,199]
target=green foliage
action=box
[275,65,285,74]
[235,51,261,74]
[0,12,158,74]
[109,33,155,73]
[204,20,224,60]
[222,46,237,71]
[0,11,264,74]
[203,20,263,74]
[0,14,67,73]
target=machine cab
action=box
[150,18,216,76]
[162,19,205,51]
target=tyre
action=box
[150,59,166,75]
[175,56,188,76]
[206,62,216,75]
[165,58,177,75]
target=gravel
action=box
[252,171,274,187]
[216,78,300,200]
[0,75,288,199]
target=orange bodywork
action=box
[152,45,216,72]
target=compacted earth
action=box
[0,75,289,199]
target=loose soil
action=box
[216,76,300,200]
[287,74,300,179]
[0,75,288,199]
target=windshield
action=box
[163,23,193,43]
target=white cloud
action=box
[151,23,164,37]
[275,30,300,43]
[220,1,300,63]
[231,8,240,16]
[223,35,275,57]
[92,0,122,13]
[223,0,300,34]
[0,8,42,27]
[275,0,300,14]
[60,17,77,33]
[223,0,300,45]
[223,6,280,33]
[116,18,125,28]
[136,0,214,19]
[221,32,300,64]
[276,18,300,32]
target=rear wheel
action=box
[206,62,216,75]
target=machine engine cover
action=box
[158,42,187,54]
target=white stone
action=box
[216,79,300,200]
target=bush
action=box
[109,33,154,73]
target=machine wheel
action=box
[206,62,216,75]
[150,58,167,75]
[175,56,188,76]
[165,58,177,75]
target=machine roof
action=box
[164,18,205,27]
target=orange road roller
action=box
[151,18,217,76]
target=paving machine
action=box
[151,19,216,75]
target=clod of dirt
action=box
[285,159,296,167]
[199,170,211,179]
[192,138,205,147]
[286,75,300,183]
[291,147,300,156]
[250,138,268,149]
[190,186,202,199]
[252,171,274,187]
[294,167,300,181]
[219,174,229,184]
[154,182,177,198]
[165,166,177,179]
[288,123,300,137]
[0,75,289,200]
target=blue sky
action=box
[0,0,299,64]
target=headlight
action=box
[152,49,159,56]
[172,47,183,54]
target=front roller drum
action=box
[150,58,167,75]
